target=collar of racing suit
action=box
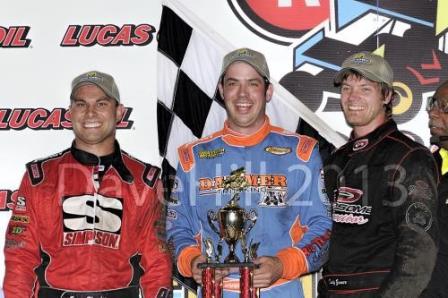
[346,119,397,153]
[70,140,134,183]
[221,116,271,146]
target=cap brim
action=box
[71,81,118,102]
[334,67,390,87]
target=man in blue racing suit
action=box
[166,48,332,298]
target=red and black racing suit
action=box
[3,142,172,298]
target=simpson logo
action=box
[264,146,291,155]
[0,26,31,47]
[62,194,123,249]
[198,148,225,159]
[15,196,26,212]
[0,107,133,130]
[61,24,155,47]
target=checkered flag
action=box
[157,0,344,294]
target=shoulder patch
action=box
[26,149,69,185]
[178,144,195,173]
[143,165,161,188]
[296,135,318,162]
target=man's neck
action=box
[74,141,115,157]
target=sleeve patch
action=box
[178,144,195,172]
[26,161,44,185]
[406,202,433,231]
[143,165,160,188]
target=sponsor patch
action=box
[15,196,27,212]
[353,138,368,151]
[264,146,291,155]
[336,187,363,203]
[63,230,121,249]
[406,202,432,231]
[167,209,177,220]
[8,224,26,235]
[62,194,123,249]
[11,215,29,224]
[5,239,25,249]
[198,148,225,159]
[408,180,432,200]
[332,201,372,225]
[259,189,287,207]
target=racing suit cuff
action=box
[277,247,308,280]
[177,246,202,277]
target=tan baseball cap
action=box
[220,48,270,80]
[71,70,120,102]
[334,52,393,87]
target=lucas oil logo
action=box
[61,24,155,47]
[62,194,123,249]
[0,26,31,48]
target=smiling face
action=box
[69,84,124,156]
[340,74,392,138]
[218,61,273,135]
[428,82,448,148]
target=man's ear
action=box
[116,103,125,123]
[218,82,224,99]
[266,83,273,103]
[384,90,393,105]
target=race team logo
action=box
[0,26,31,48]
[0,107,133,130]
[61,24,155,47]
[333,186,371,225]
[199,173,288,207]
[62,194,123,249]
[228,0,329,44]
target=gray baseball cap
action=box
[334,52,393,87]
[220,48,270,80]
[71,70,120,102]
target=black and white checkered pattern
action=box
[156,0,343,294]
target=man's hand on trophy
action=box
[252,256,284,288]
[191,255,207,284]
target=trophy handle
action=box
[244,209,257,234]
[207,210,220,236]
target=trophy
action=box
[199,167,259,298]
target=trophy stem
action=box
[224,242,240,263]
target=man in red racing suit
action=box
[3,70,172,298]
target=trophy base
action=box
[198,262,257,269]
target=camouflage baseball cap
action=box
[220,48,270,80]
[71,70,120,102]
[334,52,393,87]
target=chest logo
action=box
[353,138,368,151]
[264,146,291,155]
[62,194,123,249]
